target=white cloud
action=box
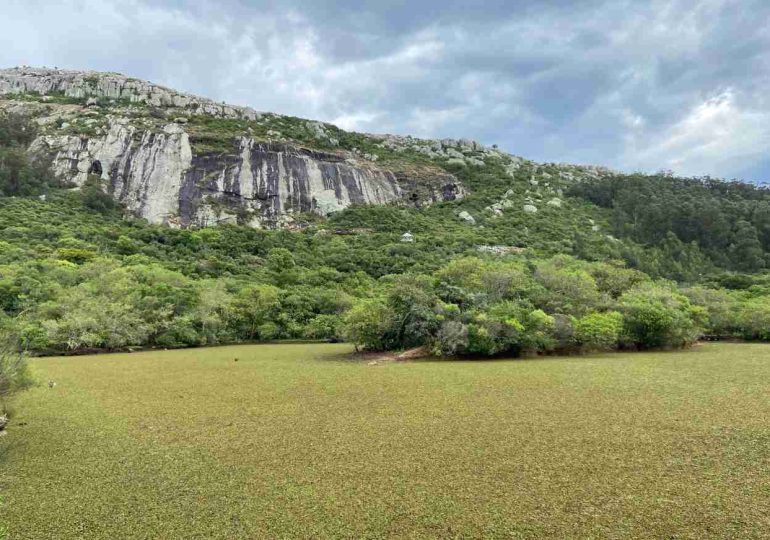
[2,0,770,180]
[331,111,382,131]
[622,90,770,177]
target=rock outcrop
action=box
[2,68,465,228]
[28,117,463,228]
[0,66,260,119]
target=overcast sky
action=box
[2,0,770,182]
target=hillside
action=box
[2,67,770,355]
[0,67,618,226]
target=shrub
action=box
[0,337,33,402]
[80,175,117,213]
[304,314,344,341]
[464,302,530,356]
[153,316,200,347]
[589,262,649,298]
[551,314,577,350]
[115,235,138,255]
[228,284,281,340]
[522,309,557,352]
[682,287,739,336]
[56,248,97,265]
[385,274,439,349]
[534,257,601,316]
[618,284,702,348]
[574,311,623,350]
[432,320,469,356]
[735,300,770,340]
[343,298,393,351]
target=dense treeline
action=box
[2,112,770,356]
[3,237,769,356]
[569,173,770,273]
[345,255,770,355]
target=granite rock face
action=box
[29,118,463,228]
[0,66,260,119]
[4,68,465,228]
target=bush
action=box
[735,300,770,340]
[682,286,738,336]
[304,314,344,341]
[384,275,439,349]
[574,311,623,350]
[464,302,531,356]
[343,299,393,350]
[80,175,117,213]
[229,284,281,340]
[534,257,601,316]
[56,248,97,265]
[343,274,440,352]
[432,319,469,356]
[618,284,702,348]
[0,337,33,402]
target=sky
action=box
[2,0,770,182]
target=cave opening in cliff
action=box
[88,160,102,175]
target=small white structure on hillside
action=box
[401,232,414,243]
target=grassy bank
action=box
[1,343,769,538]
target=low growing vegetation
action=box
[2,343,768,538]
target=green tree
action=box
[229,284,281,340]
[343,298,393,351]
[618,284,703,348]
[730,221,765,272]
[534,257,601,316]
[735,299,770,340]
[80,174,117,214]
[574,311,623,350]
[383,274,439,349]
[265,247,297,286]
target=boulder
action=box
[476,245,526,256]
[458,210,476,224]
[466,157,485,167]
[523,204,538,214]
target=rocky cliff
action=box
[0,67,465,228]
[0,66,260,119]
[27,117,462,228]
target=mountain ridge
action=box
[0,66,616,229]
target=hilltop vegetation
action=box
[1,109,770,356]
[570,174,770,274]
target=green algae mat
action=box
[1,342,769,539]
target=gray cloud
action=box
[2,0,770,181]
